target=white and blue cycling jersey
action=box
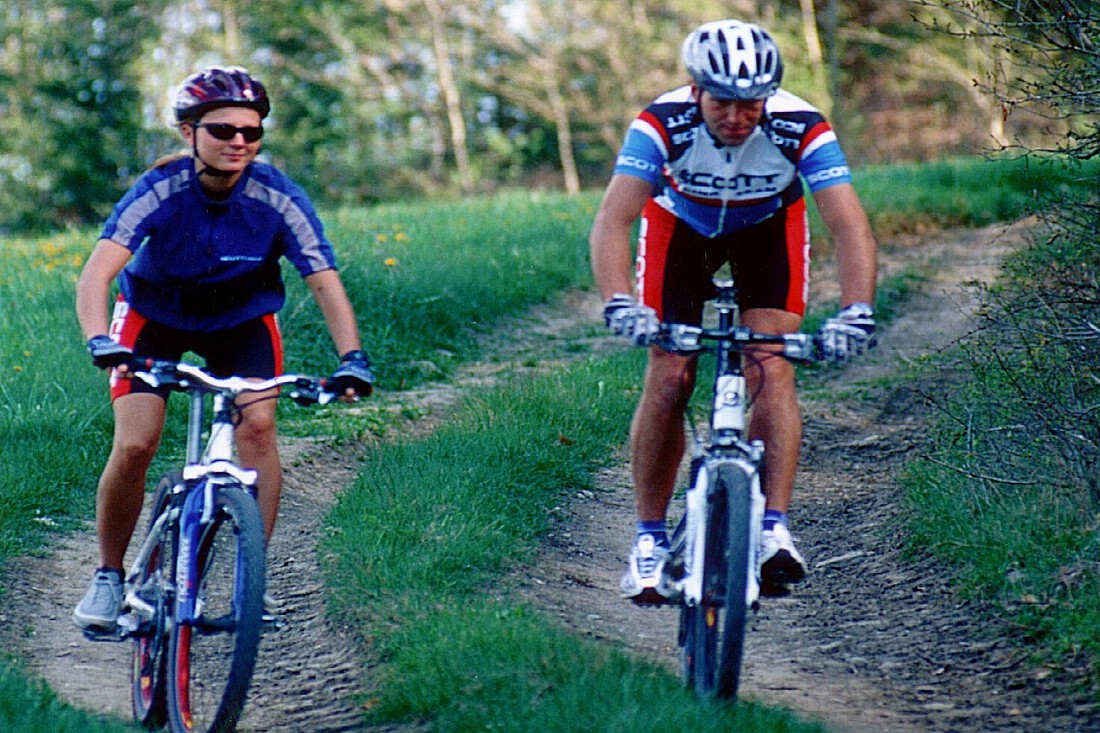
[614,86,853,237]
[101,156,337,332]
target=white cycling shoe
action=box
[620,533,677,605]
[758,523,808,587]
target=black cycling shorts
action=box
[635,197,810,325]
[107,295,283,401]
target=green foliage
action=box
[323,354,641,624]
[945,0,1100,160]
[0,0,167,232]
[243,0,405,203]
[0,232,114,555]
[5,0,1080,227]
[900,188,1100,681]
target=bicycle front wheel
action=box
[131,470,179,729]
[680,462,753,700]
[167,485,266,733]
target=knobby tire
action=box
[167,485,266,733]
[131,470,179,729]
[680,462,753,700]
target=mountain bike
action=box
[658,279,821,701]
[84,359,337,733]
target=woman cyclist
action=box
[73,66,374,630]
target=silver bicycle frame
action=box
[672,284,768,610]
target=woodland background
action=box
[1,0,1090,232]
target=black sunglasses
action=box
[194,122,264,143]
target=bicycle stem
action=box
[711,286,748,446]
[186,389,205,466]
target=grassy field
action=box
[0,154,1094,730]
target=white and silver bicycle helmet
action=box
[681,19,783,100]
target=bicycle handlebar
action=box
[124,358,338,406]
[658,324,823,363]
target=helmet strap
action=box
[190,133,234,180]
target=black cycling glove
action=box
[87,334,132,369]
[329,350,375,397]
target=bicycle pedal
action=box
[261,612,286,631]
[81,626,126,643]
[629,588,679,607]
[759,580,792,598]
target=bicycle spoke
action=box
[130,471,177,730]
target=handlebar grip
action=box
[288,377,338,406]
[782,335,824,363]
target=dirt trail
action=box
[3,222,1098,732]
[516,221,1099,733]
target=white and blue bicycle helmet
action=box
[681,20,783,100]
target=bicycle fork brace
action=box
[680,454,766,609]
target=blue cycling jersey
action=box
[101,157,337,331]
[613,86,853,238]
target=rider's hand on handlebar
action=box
[329,350,375,401]
[86,334,133,370]
[603,293,660,347]
[819,303,877,363]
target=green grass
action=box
[0,155,1093,728]
[0,663,133,733]
[850,154,1099,236]
[280,190,599,388]
[372,603,826,733]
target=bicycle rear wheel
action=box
[167,484,265,733]
[131,470,179,729]
[680,462,753,700]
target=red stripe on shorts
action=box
[637,200,677,321]
[783,197,810,316]
[261,313,285,376]
[109,296,147,400]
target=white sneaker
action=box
[620,534,676,604]
[759,524,808,587]
[73,569,123,630]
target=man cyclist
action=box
[589,19,878,603]
[73,66,375,630]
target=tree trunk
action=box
[218,0,242,60]
[424,0,474,193]
[799,0,832,117]
[546,77,580,194]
